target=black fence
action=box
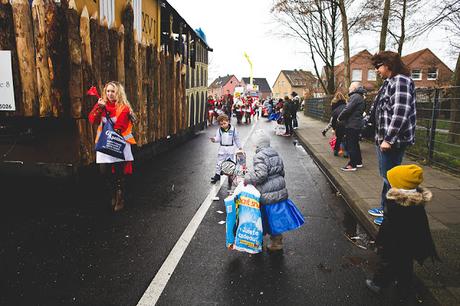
[304,87,460,175]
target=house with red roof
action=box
[402,48,453,88]
[207,75,240,98]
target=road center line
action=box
[137,121,259,306]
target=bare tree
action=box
[272,0,341,95]
[338,0,350,89]
[380,0,391,51]
[390,0,406,54]
[409,0,460,38]
[352,0,423,54]
[386,0,425,54]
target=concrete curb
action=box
[295,130,379,238]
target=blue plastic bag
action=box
[95,114,126,159]
[224,196,237,249]
[261,199,305,236]
[268,112,280,121]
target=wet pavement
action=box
[0,118,436,305]
[157,121,382,306]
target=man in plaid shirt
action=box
[366,51,417,226]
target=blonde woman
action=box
[330,92,348,156]
[89,81,136,212]
[322,92,346,136]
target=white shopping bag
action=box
[275,124,286,136]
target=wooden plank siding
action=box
[0,0,210,168]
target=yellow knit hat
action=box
[387,164,423,190]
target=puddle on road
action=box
[291,135,379,281]
[293,136,375,252]
[326,181,375,250]
[293,139,308,155]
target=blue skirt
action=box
[261,199,305,236]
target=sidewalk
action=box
[295,114,460,305]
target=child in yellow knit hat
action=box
[366,165,439,302]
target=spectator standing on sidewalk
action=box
[323,92,348,157]
[338,82,366,171]
[282,96,295,136]
[366,51,417,226]
[291,91,301,129]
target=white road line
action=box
[137,122,258,306]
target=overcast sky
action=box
[167,0,456,88]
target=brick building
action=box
[402,48,453,88]
[334,50,376,92]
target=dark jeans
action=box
[345,128,362,167]
[376,145,406,209]
[334,128,346,152]
[292,112,298,128]
[284,117,293,135]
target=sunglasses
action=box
[374,63,384,69]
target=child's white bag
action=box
[274,123,286,136]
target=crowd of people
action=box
[262,92,301,136]
[206,90,304,138]
[206,91,262,126]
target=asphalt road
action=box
[1,117,402,306]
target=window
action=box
[191,68,195,88]
[427,68,438,80]
[367,69,376,81]
[411,69,422,80]
[186,66,189,89]
[352,69,362,81]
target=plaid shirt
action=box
[369,74,416,146]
